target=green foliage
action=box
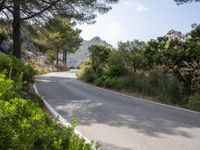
[0,74,19,100]
[45,50,57,63]
[33,16,82,65]
[79,60,98,82]
[0,54,36,85]
[0,97,92,150]
[107,51,126,77]
[190,24,200,40]
[0,72,93,150]
[89,45,111,74]
[118,40,147,74]
[23,92,44,107]
[79,26,200,111]
[115,76,133,90]
[187,93,200,111]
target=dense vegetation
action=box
[32,16,83,66]
[0,0,119,59]
[0,54,93,150]
[79,25,200,111]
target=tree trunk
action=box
[56,49,59,65]
[65,52,67,67]
[63,50,65,65]
[13,0,21,59]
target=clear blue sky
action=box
[77,0,200,47]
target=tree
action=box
[34,16,82,65]
[144,37,169,66]
[175,0,200,4]
[144,28,200,96]
[89,45,111,73]
[118,40,146,74]
[0,0,119,59]
[107,51,126,76]
[161,39,200,96]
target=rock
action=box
[21,31,38,52]
[24,50,37,60]
[67,36,112,67]
[165,29,188,41]
[0,39,12,53]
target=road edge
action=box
[33,84,96,149]
[78,79,200,115]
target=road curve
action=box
[35,70,200,150]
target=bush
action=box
[116,76,133,90]
[0,73,93,150]
[79,60,98,83]
[0,98,92,150]
[132,72,151,95]
[22,92,44,107]
[187,93,200,111]
[107,51,126,77]
[0,54,36,85]
[82,69,97,83]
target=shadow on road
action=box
[36,75,200,140]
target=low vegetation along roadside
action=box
[79,25,200,112]
[0,54,94,150]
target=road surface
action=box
[35,70,200,150]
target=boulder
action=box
[0,39,12,53]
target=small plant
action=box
[187,93,200,111]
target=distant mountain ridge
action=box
[165,29,189,41]
[67,36,112,67]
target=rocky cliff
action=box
[67,36,112,67]
[165,29,189,41]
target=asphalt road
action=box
[35,70,200,150]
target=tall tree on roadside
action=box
[0,0,118,59]
[118,40,146,74]
[89,45,111,73]
[34,16,82,65]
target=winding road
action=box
[35,70,200,150]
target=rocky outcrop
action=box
[21,31,38,53]
[165,29,189,41]
[0,39,12,53]
[67,36,112,67]
[0,31,42,60]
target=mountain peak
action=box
[67,37,112,67]
[165,29,186,41]
[91,36,101,41]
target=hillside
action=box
[67,36,112,67]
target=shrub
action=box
[187,93,200,111]
[83,69,97,83]
[0,54,36,85]
[94,75,107,86]
[0,73,93,150]
[116,76,133,90]
[102,76,117,88]
[107,51,126,77]
[45,50,56,63]
[79,60,98,82]
[132,72,151,95]
[23,92,44,107]
[0,98,92,150]
[0,74,21,100]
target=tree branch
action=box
[21,0,61,20]
[0,0,6,12]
